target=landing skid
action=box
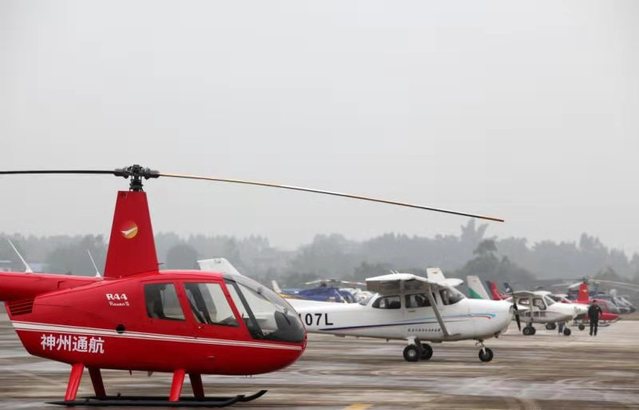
[48,390,267,407]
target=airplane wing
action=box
[366,273,436,294]
[512,290,537,298]
[426,267,463,288]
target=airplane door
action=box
[404,292,436,334]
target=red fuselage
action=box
[4,270,306,376]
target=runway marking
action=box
[343,404,372,410]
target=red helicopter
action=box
[0,165,503,407]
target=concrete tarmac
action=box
[0,316,638,409]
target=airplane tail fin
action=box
[271,280,282,294]
[104,191,159,278]
[577,282,590,304]
[487,281,504,300]
[466,275,490,299]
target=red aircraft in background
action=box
[571,282,620,326]
[487,281,619,330]
[0,165,503,406]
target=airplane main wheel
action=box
[578,324,585,331]
[403,345,420,362]
[522,326,535,336]
[545,323,556,330]
[478,347,494,362]
[563,327,572,336]
[420,343,433,360]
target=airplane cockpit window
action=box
[439,287,464,305]
[144,283,185,321]
[372,295,401,309]
[405,293,431,308]
[533,298,546,310]
[225,278,304,343]
[544,295,555,306]
[518,298,530,306]
[184,283,238,327]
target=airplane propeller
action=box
[0,165,505,222]
[509,289,522,331]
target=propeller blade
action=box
[513,303,522,331]
[159,172,505,222]
[510,289,521,331]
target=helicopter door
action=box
[142,283,191,332]
[182,282,244,338]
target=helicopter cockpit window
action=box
[405,293,431,308]
[184,283,238,327]
[439,287,464,305]
[225,279,305,343]
[144,283,185,321]
[372,295,401,309]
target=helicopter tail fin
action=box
[577,282,590,304]
[104,191,159,278]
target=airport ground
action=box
[0,315,638,409]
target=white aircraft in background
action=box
[466,275,584,336]
[289,269,514,363]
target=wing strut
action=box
[426,291,450,338]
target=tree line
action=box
[2,220,638,289]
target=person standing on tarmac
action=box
[588,301,603,336]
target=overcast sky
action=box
[1,1,638,255]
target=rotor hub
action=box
[114,165,159,191]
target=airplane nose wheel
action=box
[478,348,494,362]
[476,341,494,362]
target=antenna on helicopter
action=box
[7,239,33,273]
[87,250,102,278]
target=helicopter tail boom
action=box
[0,271,98,302]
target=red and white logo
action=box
[120,221,138,239]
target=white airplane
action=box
[289,269,514,362]
[466,276,584,336]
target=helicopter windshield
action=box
[225,276,305,343]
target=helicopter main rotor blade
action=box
[159,172,505,222]
[0,167,504,222]
[0,170,115,176]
